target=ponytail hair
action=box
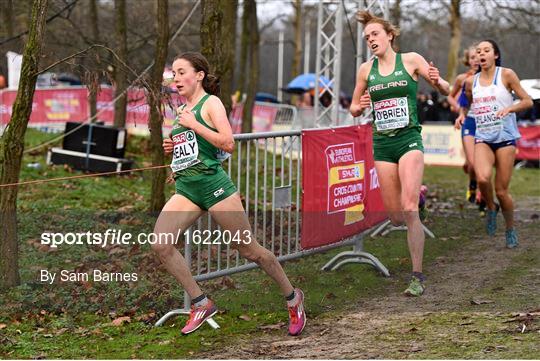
[356,10,400,48]
[174,51,221,96]
[203,73,220,96]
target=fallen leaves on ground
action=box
[238,314,251,321]
[111,316,131,326]
[258,322,285,331]
[470,298,494,305]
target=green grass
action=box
[373,311,539,359]
[0,129,538,358]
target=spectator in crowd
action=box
[437,98,456,124]
[0,73,6,89]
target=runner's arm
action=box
[412,53,450,96]
[192,96,235,153]
[456,77,473,127]
[447,74,464,112]
[498,68,533,117]
[350,62,370,117]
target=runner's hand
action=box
[163,138,173,154]
[350,91,371,117]
[495,107,511,118]
[454,114,464,130]
[166,172,175,184]
[428,61,441,85]
[359,91,371,109]
[177,109,198,129]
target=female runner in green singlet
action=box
[154,52,306,336]
[350,12,450,297]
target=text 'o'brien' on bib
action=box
[170,130,200,172]
[472,96,504,133]
[373,97,409,131]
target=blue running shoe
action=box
[486,204,500,236]
[505,228,518,249]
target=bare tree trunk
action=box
[1,0,24,52]
[291,0,302,79]
[237,0,250,98]
[446,0,462,84]
[241,0,259,133]
[200,0,238,115]
[0,0,49,290]
[147,0,169,212]
[113,0,128,128]
[391,0,401,51]
[1,0,15,38]
[221,0,238,115]
[88,0,100,121]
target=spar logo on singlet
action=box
[373,97,409,131]
[170,130,200,172]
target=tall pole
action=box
[277,30,284,102]
[303,18,311,73]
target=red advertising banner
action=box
[0,86,184,135]
[228,103,279,134]
[0,87,89,124]
[516,125,540,161]
[301,125,386,250]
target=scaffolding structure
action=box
[314,0,390,127]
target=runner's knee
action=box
[476,173,490,186]
[151,241,174,258]
[240,246,274,266]
[389,213,404,226]
[495,187,509,200]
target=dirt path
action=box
[202,199,540,359]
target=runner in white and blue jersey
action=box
[457,40,532,248]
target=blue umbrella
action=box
[284,73,332,94]
[255,92,279,103]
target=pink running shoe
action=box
[181,300,218,335]
[288,288,306,336]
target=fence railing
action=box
[155,129,390,327]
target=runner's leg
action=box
[152,194,204,298]
[398,150,425,274]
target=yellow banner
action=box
[422,124,465,166]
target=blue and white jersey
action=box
[471,67,520,143]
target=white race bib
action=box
[170,130,200,172]
[373,97,409,131]
[473,103,504,133]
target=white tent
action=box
[521,79,540,100]
[6,51,22,90]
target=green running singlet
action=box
[171,94,237,210]
[171,94,222,176]
[367,53,424,163]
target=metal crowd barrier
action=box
[155,129,390,327]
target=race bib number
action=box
[373,97,409,131]
[170,130,200,172]
[473,104,503,133]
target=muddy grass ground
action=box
[203,191,540,359]
[0,130,538,359]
